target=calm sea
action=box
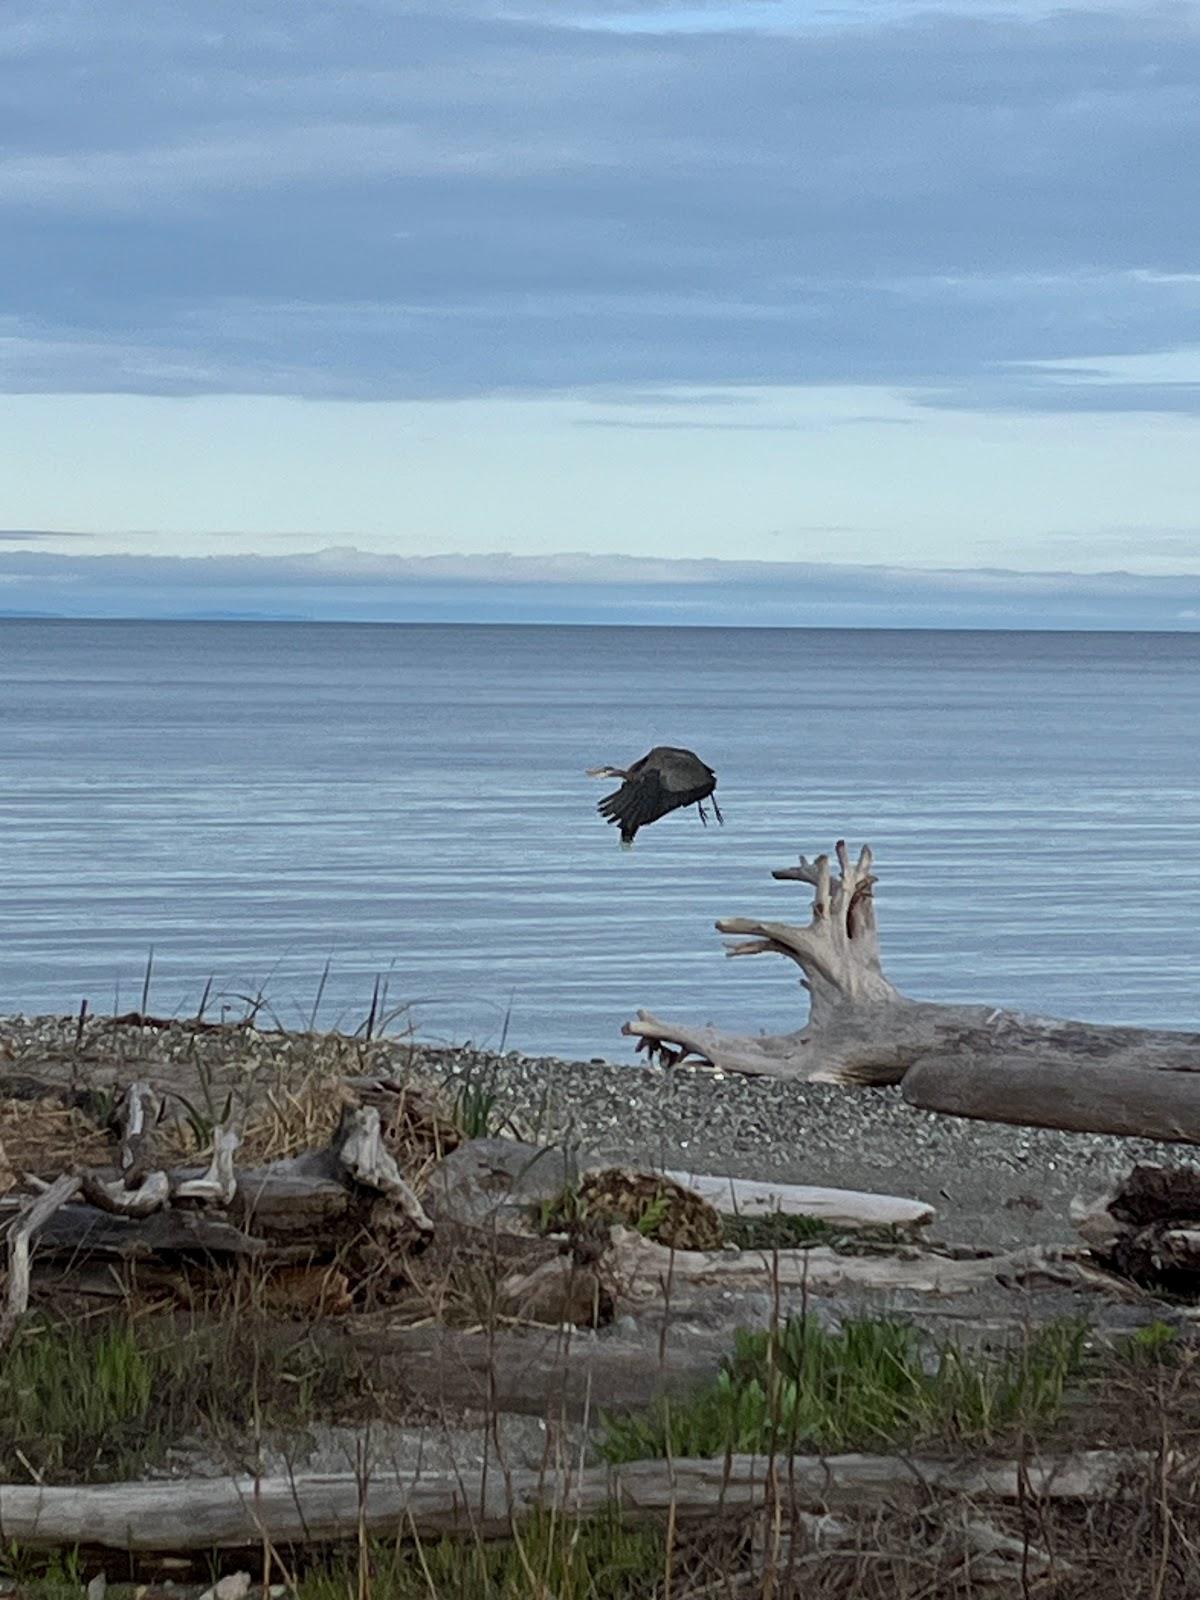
[1,621,1198,1059]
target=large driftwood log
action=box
[0,1450,1153,1549]
[623,841,1200,1139]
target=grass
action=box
[599,1314,1089,1463]
[453,1074,506,1140]
[719,1211,844,1251]
[298,1516,668,1600]
[0,1311,364,1483]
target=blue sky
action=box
[2,0,1199,624]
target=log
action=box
[16,1202,265,1259]
[901,1054,1200,1144]
[346,1323,739,1419]
[663,1173,933,1229]
[602,1228,1079,1306]
[0,1450,1154,1549]
[622,840,1200,1140]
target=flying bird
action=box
[586,746,722,846]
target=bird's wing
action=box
[597,768,687,831]
[597,769,715,831]
[655,750,715,796]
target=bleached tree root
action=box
[0,1450,1159,1549]
[623,840,1200,1141]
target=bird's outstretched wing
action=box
[597,769,711,834]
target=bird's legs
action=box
[696,796,724,827]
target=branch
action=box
[173,1127,240,1205]
[334,1107,433,1235]
[0,1174,83,1345]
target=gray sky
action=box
[2,0,1199,622]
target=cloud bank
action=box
[2,1,1200,413]
[2,546,1198,628]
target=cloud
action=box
[0,529,95,542]
[2,545,1198,627]
[3,2,1200,406]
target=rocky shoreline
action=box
[1,1010,1187,1257]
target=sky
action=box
[2,0,1199,626]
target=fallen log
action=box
[496,1227,1081,1322]
[901,1054,1200,1144]
[622,840,1200,1141]
[663,1173,933,1230]
[16,1203,265,1260]
[346,1323,737,1418]
[0,1450,1157,1549]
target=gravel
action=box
[1,1011,1188,1258]
[410,1043,1187,1257]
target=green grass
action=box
[600,1314,1088,1463]
[0,1313,361,1483]
[298,1515,666,1600]
[452,1076,506,1140]
[718,1211,843,1251]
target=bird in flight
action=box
[586,746,722,846]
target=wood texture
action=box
[663,1172,934,1228]
[0,1450,1149,1549]
[622,840,1200,1137]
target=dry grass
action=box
[0,1097,114,1176]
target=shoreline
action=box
[1,1011,1186,1258]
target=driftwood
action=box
[80,1169,172,1218]
[173,1126,240,1204]
[623,840,1200,1141]
[0,1103,433,1309]
[18,1203,266,1260]
[117,1080,160,1180]
[493,1227,1081,1326]
[607,1228,1081,1301]
[0,1449,1155,1549]
[1074,1164,1200,1294]
[0,1174,82,1344]
[347,1323,739,1418]
[663,1173,933,1229]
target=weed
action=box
[719,1211,843,1251]
[299,1515,666,1600]
[453,1075,505,1140]
[0,1313,362,1483]
[1120,1318,1180,1366]
[599,1314,1088,1462]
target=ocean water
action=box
[1,620,1198,1059]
